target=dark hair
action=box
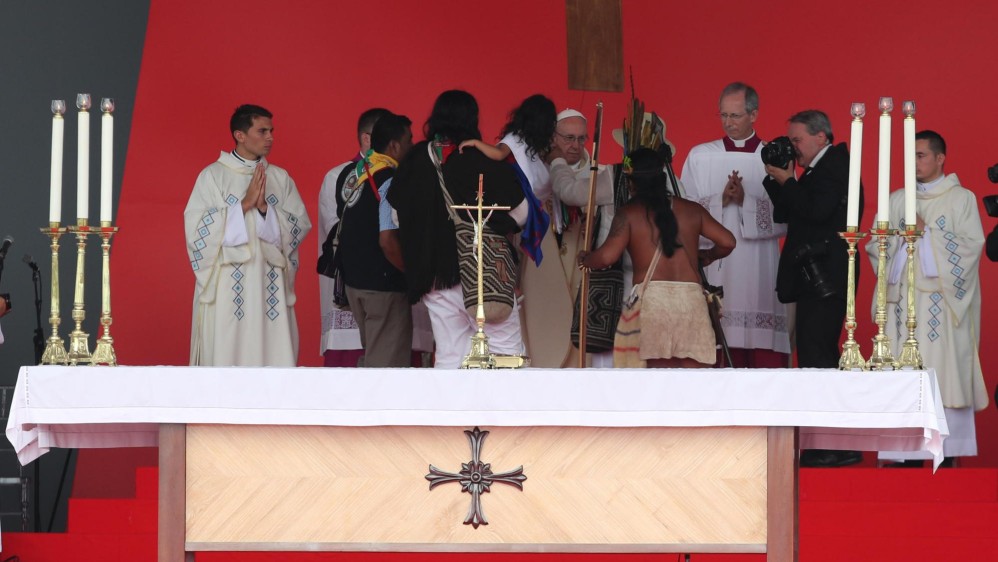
[500,94,556,158]
[424,90,482,144]
[788,109,833,143]
[627,148,680,257]
[230,104,272,141]
[371,113,412,153]
[916,129,946,155]
[358,108,391,137]
[720,82,759,113]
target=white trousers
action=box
[422,284,525,369]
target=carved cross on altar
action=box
[425,427,527,528]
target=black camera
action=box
[985,195,998,218]
[793,243,837,299]
[761,136,796,169]
[985,164,998,218]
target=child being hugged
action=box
[460,93,557,166]
[460,94,557,265]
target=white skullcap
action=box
[557,108,586,122]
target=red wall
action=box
[112,0,998,464]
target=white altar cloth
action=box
[6,366,947,467]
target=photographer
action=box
[763,110,862,467]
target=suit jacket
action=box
[987,224,998,262]
[763,143,861,303]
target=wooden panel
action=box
[185,425,768,551]
[767,427,799,562]
[158,424,193,562]
[566,0,623,92]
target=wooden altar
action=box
[5,366,946,562]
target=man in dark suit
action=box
[763,109,862,467]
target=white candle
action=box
[846,103,865,228]
[100,98,115,223]
[50,100,66,225]
[876,97,893,226]
[76,93,92,222]
[903,101,917,230]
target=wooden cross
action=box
[425,427,527,528]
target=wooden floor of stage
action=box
[2,465,997,561]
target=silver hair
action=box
[719,82,759,113]
[789,109,834,143]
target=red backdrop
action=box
[111,0,998,465]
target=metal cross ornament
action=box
[425,427,527,528]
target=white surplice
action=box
[681,137,790,353]
[185,151,311,367]
[317,158,362,353]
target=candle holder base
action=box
[91,336,117,367]
[459,329,529,370]
[67,329,92,366]
[896,339,923,370]
[839,340,867,371]
[867,339,897,371]
[41,336,69,365]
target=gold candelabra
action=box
[838,228,867,370]
[66,220,92,365]
[40,224,69,364]
[896,228,923,369]
[42,218,121,366]
[868,221,898,370]
[90,222,119,366]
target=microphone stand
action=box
[27,259,44,364]
[660,146,734,367]
[22,257,43,530]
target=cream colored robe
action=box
[185,152,311,366]
[866,174,987,411]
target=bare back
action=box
[625,197,734,284]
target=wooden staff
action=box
[578,101,604,367]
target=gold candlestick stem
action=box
[453,175,526,369]
[40,224,69,365]
[868,221,898,370]
[465,185,493,369]
[91,224,119,366]
[897,228,923,369]
[66,223,92,365]
[838,229,867,370]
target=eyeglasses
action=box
[555,131,588,145]
[717,112,747,121]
